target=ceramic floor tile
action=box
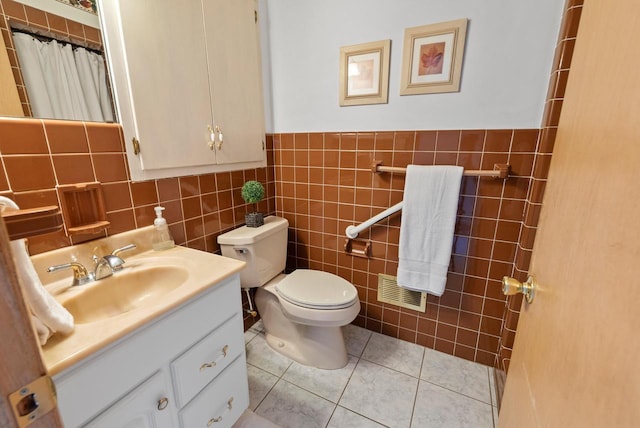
[362,332,425,377]
[232,409,282,428]
[247,364,279,411]
[245,329,259,344]
[245,320,265,344]
[343,323,372,357]
[420,348,491,404]
[282,355,357,403]
[411,381,494,428]
[327,406,386,428]
[339,359,418,428]
[246,334,293,376]
[255,380,336,428]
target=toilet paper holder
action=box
[344,238,371,259]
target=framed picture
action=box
[400,18,468,95]
[339,40,391,106]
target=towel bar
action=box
[371,161,510,179]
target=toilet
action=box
[218,216,360,369]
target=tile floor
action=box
[243,321,499,428]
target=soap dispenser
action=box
[152,206,174,251]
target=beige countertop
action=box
[31,227,245,376]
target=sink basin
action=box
[63,265,189,324]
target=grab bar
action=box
[345,202,403,239]
[345,163,511,238]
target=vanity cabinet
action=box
[99,0,266,181]
[52,274,249,428]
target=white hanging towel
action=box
[397,165,463,296]
[0,197,74,345]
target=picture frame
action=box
[339,39,391,106]
[400,18,468,95]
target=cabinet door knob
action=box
[157,397,169,411]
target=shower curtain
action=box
[12,32,115,122]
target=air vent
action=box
[377,274,427,312]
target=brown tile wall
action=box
[0,0,103,117]
[271,129,540,366]
[0,117,276,328]
[0,115,546,367]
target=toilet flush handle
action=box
[233,247,249,255]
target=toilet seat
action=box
[275,270,358,309]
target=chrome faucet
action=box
[92,255,125,280]
[46,243,137,286]
[47,262,94,286]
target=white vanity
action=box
[33,227,248,427]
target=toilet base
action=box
[255,281,353,370]
[263,326,348,370]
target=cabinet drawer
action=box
[179,356,249,428]
[171,314,244,407]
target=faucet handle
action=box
[47,262,93,286]
[111,243,136,257]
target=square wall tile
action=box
[4,156,56,191]
[44,121,89,153]
[0,118,48,154]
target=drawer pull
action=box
[199,345,230,371]
[157,397,169,411]
[206,397,233,426]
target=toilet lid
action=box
[276,270,358,309]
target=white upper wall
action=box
[260,0,564,133]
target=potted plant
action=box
[241,180,265,227]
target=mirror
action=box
[0,0,115,122]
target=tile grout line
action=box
[408,347,426,428]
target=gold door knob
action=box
[502,276,536,303]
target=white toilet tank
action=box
[217,216,288,288]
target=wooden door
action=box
[499,1,640,426]
[0,219,63,427]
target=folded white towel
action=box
[397,165,463,296]
[1,197,74,344]
[11,239,75,344]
